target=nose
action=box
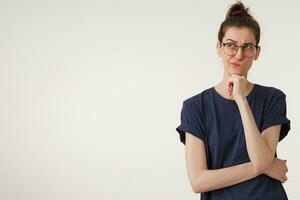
[234,47,244,60]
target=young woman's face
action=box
[217,26,260,77]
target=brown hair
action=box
[218,1,261,45]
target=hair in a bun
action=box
[226,1,250,18]
[218,1,260,45]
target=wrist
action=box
[235,96,247,104]
[249,162,264,176]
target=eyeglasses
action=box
[221,42,259,57]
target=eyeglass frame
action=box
[220,42,260,57]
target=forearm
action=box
[236,98,274,171]
[196,162,258,193]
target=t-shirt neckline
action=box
[211,83,257,103]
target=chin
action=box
[232,72,244,76]
[229,70,245,76]
[225,65,248,77]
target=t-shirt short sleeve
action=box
[176,101,206,145]
[261,92,291,142]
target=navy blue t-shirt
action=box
[176,83,291,200]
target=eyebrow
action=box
[225,39,256,46]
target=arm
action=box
[185,132,258,193]
[227,75,280,173]
[236,98,280,172]
[185,132,288,193]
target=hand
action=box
[264,158,288,183]
[227,74,249,101]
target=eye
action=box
[225,43,236,49]
[243,45,255,50]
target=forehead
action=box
[223,26,256,44]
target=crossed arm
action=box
[185,98,287,193]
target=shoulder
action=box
[182,87,213,108]
[255,83,287,99]
[254,84,288,110]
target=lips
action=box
[230,62,242,67]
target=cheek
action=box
[223,56,231,66]
[245,59,254,68]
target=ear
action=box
[254,46,261,60]
[216,42,222,57]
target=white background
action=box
[0,0,299,199]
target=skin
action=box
[185,26,288,193]
[217,26,288,177]
[216,26,260,100]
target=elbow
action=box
[192,182,210,193]
[191,183,203,194]
[191,185,200,194]
[191,178,209,193]
[192,183,203,194]
[189,170,212,193]
[190,178,201,193]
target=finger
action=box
[280,172,288,180]
[283,175,288,182]
[280,175,287,183]
[227,82,233,95]
[227,80,233,87]
[279,175,285,183]
[283,163,288,172]
[228,84,233,93]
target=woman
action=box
[176,2,291,200]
